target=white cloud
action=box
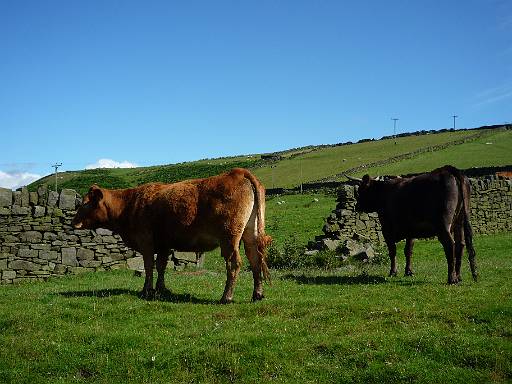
[0,170,42,190]
[85,158,138,170]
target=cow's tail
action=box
[240,169,272,283]
[449,166,478,281]
[462,179,478,281]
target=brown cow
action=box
[72,168,272,303]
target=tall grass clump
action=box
[266,235,345,270]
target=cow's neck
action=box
[374,182,391,213]
[102,189,131,233]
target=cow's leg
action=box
[155,252,169,294]
[386,240,398,277]
[141,252,156,299]
[404,238,415,276]
[220,240,242,304]
[453,224,465,282]
[438,229,458,284]
[242,232,264,302]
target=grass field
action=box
[30,159,260,196]
[250,129,495,188]
[196,192,337,273]
[1,233,510,383]
[355,128,512,178]
[13,125,512,383]
[29,127,511,193]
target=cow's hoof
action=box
[447,278,460,285]
[139,288,155,300]
[220,297,233,305]
[252,292,265,302]
[388,271,398,277]
[155,288,171,299]
[405,270,414,277]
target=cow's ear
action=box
[89,185,103,202]
[362,174,371,185]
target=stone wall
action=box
[470,177,512,234]
[1,176,510,283]
[0,186,200,285]
[310,177,512,250]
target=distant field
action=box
[30,159,260,195]
[29,127,508,193]
[1,233,510,383]
[251,129,491,188]
[353,128,512,177]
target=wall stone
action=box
[0,186,203,284]
[59,189,77,210]
[309,176,512,250]
[0,187,12,207]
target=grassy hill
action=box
[353,128,512,178]
[251,128,497,187]
[29,125,512,194]
[30,159,262,195]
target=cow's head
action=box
[72,185,109,229]
[355,175,381,213]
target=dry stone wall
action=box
[0,186,200,285]
[310,177,512,250]
[0,186,138,284]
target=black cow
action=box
[348,165,477,284]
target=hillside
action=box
[29,125,511,194]
[352,128,512,178]
[252,127,502,187]
[30,158,262,195]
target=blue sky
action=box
[1,0,510,189]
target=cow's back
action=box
[130,169,255,252]
[381,167,460,239]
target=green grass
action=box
[1,233,511,383]
[30,159,261,195]
[251,129,492,188]
[13,125,512,382]
[29,127,508,194]
[265,193,336,246]
[201,192,336,273]
[355,129,512,177]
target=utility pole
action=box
[452,115,458,130]
[391,118,399,144]
[51,163,62,192]
[299,160,303,194]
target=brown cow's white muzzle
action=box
[73,222,83,229]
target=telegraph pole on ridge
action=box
[391,118,399,144]
[51,163,62,192]
[452,115,458,130]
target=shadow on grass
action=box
[281,273,387,285]
[282,273,429,286]
[57,288,216,304]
